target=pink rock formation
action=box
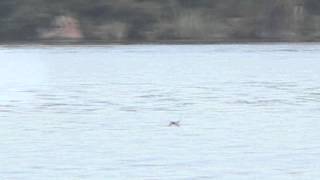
[40,16,83,40]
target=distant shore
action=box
[1,39,320,46]
[2,0,320,46]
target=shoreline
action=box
[1,39,320,46]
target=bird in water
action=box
[168,121,180,127]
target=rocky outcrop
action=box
[39,16,83,40]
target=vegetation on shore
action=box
[1,0,320,43]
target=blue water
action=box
[0,44,320,179]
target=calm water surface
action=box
[0,44,320,179]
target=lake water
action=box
[0,44,320,180]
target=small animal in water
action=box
[168,121,180,127]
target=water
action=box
[0,44,320,179]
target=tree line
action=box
[0,0,320,42]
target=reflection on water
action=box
[0,44,320,180]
